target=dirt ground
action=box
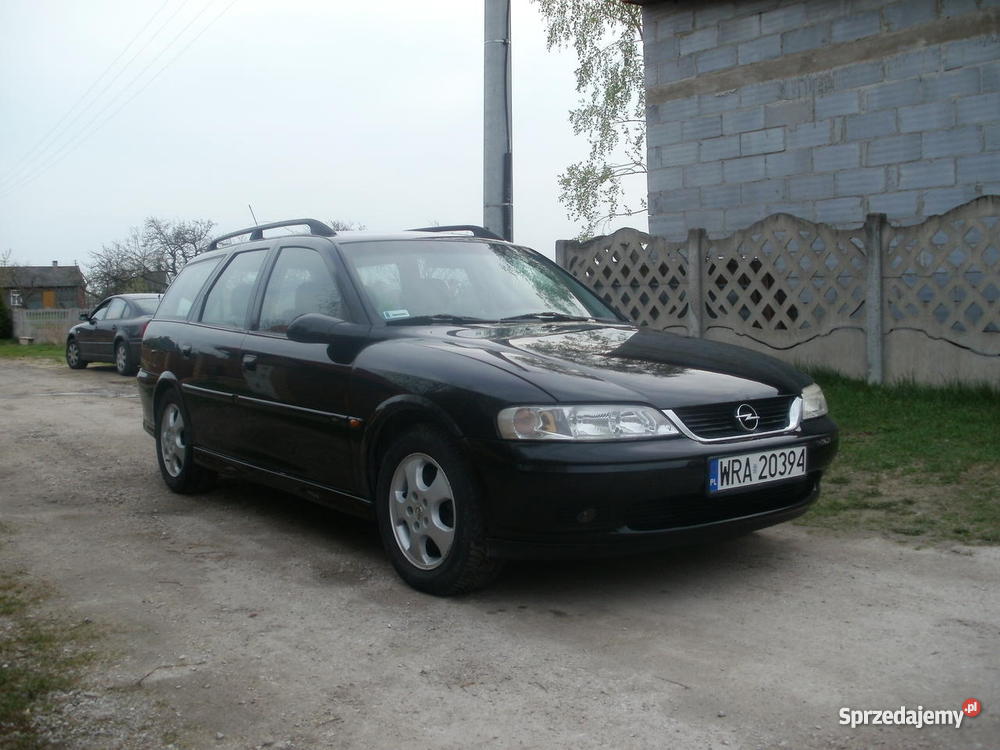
[0,359,996,750]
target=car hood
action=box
[404,323,812,409]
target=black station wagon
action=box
[139,219,838,595]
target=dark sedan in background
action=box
[66,293,160,375]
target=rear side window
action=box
[156,257,222,321]
[258,246,346,333]
[200,250,267,329]
[105,298,127,319]
[131,297,159,315]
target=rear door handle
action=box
[242,354,258,371]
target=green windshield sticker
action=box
[383,309,410,320]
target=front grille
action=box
[671,395,795,439]
[624,478,815,532]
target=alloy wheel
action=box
[159,403,186,478]
[388,452,456,570]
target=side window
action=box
[105,298,127,319]
[90,303,110,321]
[258,247,346,333]
[200,250,267,329]
[157,257,222,321]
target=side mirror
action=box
[286,313,367,344]
[79,312,91,321]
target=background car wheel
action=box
[65,338,88,369]
[375,426,502,596]
[114,340,137,376]
[156,391,215,494]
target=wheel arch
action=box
[152,373,182,433]
[360,395,464,500]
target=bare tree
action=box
[329,219,366,232]
[142,217,215,280]
[87,217,215,299]
[0,248,23,289]
[87,228,157,299]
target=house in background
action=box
[632,0,1000,238]
[1,261,87,310]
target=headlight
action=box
[801,383,828,420]
[497,405,679,441]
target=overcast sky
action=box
[0,0,647,269]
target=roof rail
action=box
[207,218,335,251]
[406,224,504,241]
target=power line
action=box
[0,0,240,199]
[0,0,173,185]
[0,0,191,191]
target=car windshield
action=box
[131,297,159,315]
[339,239,619,324]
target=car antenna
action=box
[248,203,259,227]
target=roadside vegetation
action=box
[0,341,63,362]
[0,559,97,748]
[801,371,1000,544]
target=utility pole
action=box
[484,0,512,241]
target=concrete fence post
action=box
[687,228,706,338]
[865,213,887,385]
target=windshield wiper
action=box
[498,311,596,322]
[385,313,495,326]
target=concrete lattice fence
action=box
[556,196,999,386]
[12,308,87,345]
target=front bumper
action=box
[466,416,838,559]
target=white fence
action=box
[12,308,87,345]
[556,196,999,386]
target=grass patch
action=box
[0,341,63,363]
[0,571,97,749]
[799,370,1000,545]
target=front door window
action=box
[258,246,346,333]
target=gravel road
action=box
[0,359,996,750]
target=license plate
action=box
[708,446,807,493]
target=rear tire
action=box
[65,338,88,369]
[114,340,137,376]
[155,390,215,494]
[375,426,502,596]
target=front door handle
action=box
[180,344,192,358]
[242,354,258,371]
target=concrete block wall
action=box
[642,0,1000,239]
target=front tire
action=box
[66,338,88,369]
[375,426,502,596]
[114,340,137,376]
[155,391,215,493]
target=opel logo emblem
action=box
[735,403,760,431]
